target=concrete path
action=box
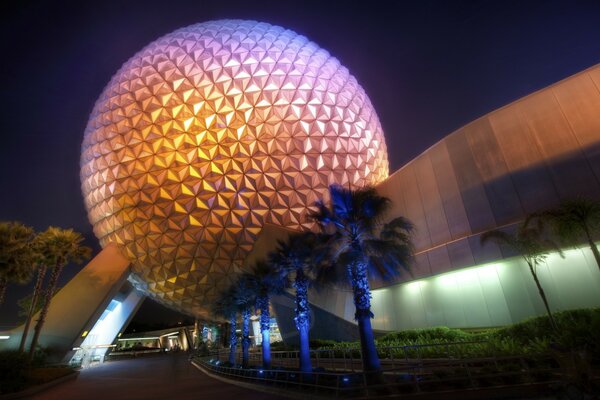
[31,353,286,400]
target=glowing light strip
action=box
[159,331,180,338]
[118,336,160,341]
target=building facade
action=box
[301,63,600,334]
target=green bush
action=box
[0,350,29,394]
[378,326,473,343]
[307,308,599,359]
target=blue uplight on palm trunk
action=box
[257,294,271,369]
[241,309,250,368]
[294,270,312,373]
[229,314,237,365]
[269,231,328,374]
[244,260,286,370]
[312,185,414,373]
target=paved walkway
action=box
[31,353,286,400]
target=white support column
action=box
[0,243,143,363]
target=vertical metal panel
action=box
[495,260,538,323]
[371,289,391,330]
[400,282,429,329]
[454,269,492,327]
[488,106,559,214]
[518,90,599,199]
[447,239,475,269]
[411,253,432,279]
[375,169,408,221]
[390,285,415,330]
[427,246,452,275]
[435,276,468,327]
[552,72,600,186]
[588,64,600,97]
[465,117,524,225]
[446,129,497,233]
[419,279,447,327]
[429,142,471,239]
[476,266,512,326]
[468,234,503,266]
[399,163,432,250]
[414,154,452,246]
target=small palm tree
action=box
[269,231,329,373]
[28,227,91,359]
[0,222,36,306]
[213,286,239,366]
[246,260,287,370]
[232,274,256,368]
[311,185,414,373]
[534,197,600,272]
[20,234,51,352]
[481,222,561,331]
[19,268,47,352]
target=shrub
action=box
[307,308,599,359]
[378,326,472,343]
[0,351,29,394]
[497,308,600,357]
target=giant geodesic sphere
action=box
[81,20,389,317]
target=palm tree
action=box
[19,265,47,352]
[232,274,256,368]
[481,222,561,331]
[213,286,239,366]
[311,185,414,373]
[534,197,600,272]
[28,227,91,359]
[269,231,329,373]
[0,222,36,306]
[246,260,287,370]
[20,234,50,352]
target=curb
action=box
[0,370,79,399]
[191,360,329,400]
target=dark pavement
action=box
[31,353,286,400]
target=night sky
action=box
[1,0,599,328]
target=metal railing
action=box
[192,342,566,398]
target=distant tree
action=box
[28,227,91,359]
[0,222,36,306]
[269,231,329,373]
[534,197,600,272]
[212,286,239,366]
[481,222,562,331]
[311,185,413,373]
[232,274,256,368]
[245,261,287,369]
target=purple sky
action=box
[1,0,599,327]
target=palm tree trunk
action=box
[351,263,381,372]
[583,226,600,272]
[526,261,558,331]
[0,277,6,306]
[257,295,271,369]
[229,314,237,366]
[241,309,250,368]
[294,269,312,373]
[29,263,64,359]
[19,265,47,352]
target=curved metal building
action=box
[302,64,600,333]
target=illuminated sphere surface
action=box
[81,20,389,316]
